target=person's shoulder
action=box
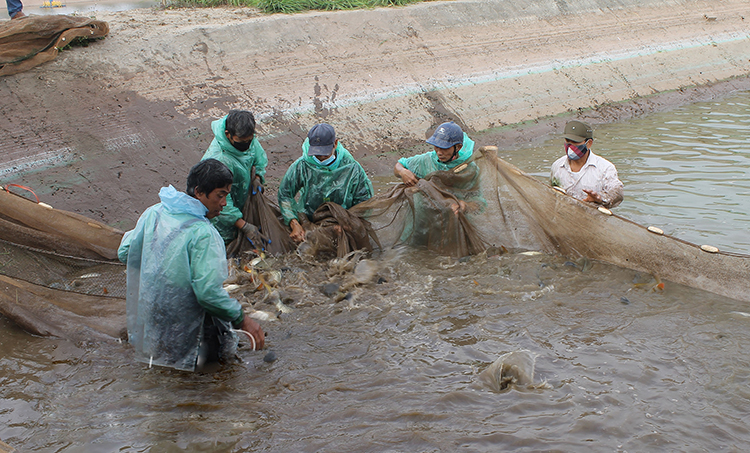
[185,218,222,243]
[551,155,568,168]
[336,148,365,168]
[589,152,617,169]
[281,156,306,176]
[402,151,432,165]
[203,141,228,160]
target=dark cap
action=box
[426,122,464,149]
[307,123,336,156]
[563,120,593,142]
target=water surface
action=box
[1,92,750,452]
[497,91,750,253]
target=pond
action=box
[1,91,749,452]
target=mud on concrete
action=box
[1,0,749,229]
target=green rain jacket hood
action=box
[398,133,475,178]
[278,138,373,225]
[202,115,269,243]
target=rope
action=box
[4,184,40,203]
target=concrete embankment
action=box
[0,0,748,226]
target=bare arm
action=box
[394,162,419,186]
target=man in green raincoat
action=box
[202,110,269,247]
[278,123,374,243]
[394,121,478,214]
[118,159,264,372]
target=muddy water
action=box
[2,92,750,452]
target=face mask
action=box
[565,142,588,161]
[316,153,336,166]
[231,140,252,152]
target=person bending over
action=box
[278,123,373,243]
[202,110,269,247]
[394,121,478,215]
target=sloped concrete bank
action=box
[0,0,748,226]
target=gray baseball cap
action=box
[307,123,336,156]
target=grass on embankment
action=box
[168,0,425,14]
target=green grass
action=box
[168,0,425,14]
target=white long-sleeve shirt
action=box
[550,152,624,208]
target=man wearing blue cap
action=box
[278,123,373,243]
[394,121,477,214]
[550,120,623,208]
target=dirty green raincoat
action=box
[278,139,373,225]
[202,115,269,243]
[396,133,485,248]
[398,133,477,181]
[118,185,243,371]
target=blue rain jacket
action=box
[278,138,373,225]
[202,115,269,243]
[118,186,242,371]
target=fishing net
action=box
[0,15,109,77]
[350,163,488,258]
[302,202,380,259]
[0,187,126,342]
[2,145,750,344]
[350,145,750,303]
[226,169,296,258]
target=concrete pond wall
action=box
[0,0,748,225]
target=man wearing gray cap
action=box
[278,123,373,243]
[550,120,623,208]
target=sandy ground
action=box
[1,0,749,228]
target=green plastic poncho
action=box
[202,115,269,243]
[118,185,243,372]
[398,133,477,184]
[278,139,373,225]
[396,133,486,248]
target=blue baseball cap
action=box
[426,122,463,149]
[307,123,336,156]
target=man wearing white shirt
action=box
[550,120,623,209]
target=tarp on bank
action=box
[0,15,108,76]
[1,147,749,341]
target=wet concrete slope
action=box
[0,0,748,227]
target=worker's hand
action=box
[398,168,419,187]
[251,176,263,195]
[582,189,603,204]
[289,219,306,243]
[239,316,264,350]
[450,200,467,216]
[241,222,269,250]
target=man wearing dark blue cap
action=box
[394,121,477,214]
[278,123,373,243]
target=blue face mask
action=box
[316,153,336,166]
